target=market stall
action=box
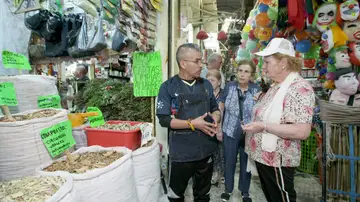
[0,0,165,201]
[237,0,360,201]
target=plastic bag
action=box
[87,13,107,51]
[25,10,50,32]
[112,29,127,52]
[68,15,95,58]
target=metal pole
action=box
[322,121,327,202]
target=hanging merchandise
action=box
[68,15,95,58]
[87,12,107,51]
[337,0,360,23]
[312,3,337,33]
[348,42,360,65]
[196,30,209,40]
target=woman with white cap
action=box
[242,38,315,202]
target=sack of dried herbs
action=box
[132,138,161,202]
[0,109,69,181]
[0,75,59,114]
[38,146,139,202]
[80,79,152,122]
[0,175,77,202]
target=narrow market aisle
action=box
[159,162,322,202]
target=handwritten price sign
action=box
[40,120,76,157]
[0,82,18,106]
[132,51,162,97]
[2,50,31,70]
[38,95,61,109]
[87,107,105,127]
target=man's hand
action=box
[192,113,217,137]
[67,95,75,101]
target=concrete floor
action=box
[159,162,322,202]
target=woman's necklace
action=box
[214,88,221,99]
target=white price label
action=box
[139,123,153,146]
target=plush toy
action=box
[348,42,360,65]
[312,3,337,32]
[329,68,359,105]
[343,20,360,42]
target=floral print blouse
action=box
[245,75,315,167]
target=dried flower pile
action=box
[44,151,123,174]
[0,109,59,122]
[0,176,65,202]
[95,123,140,131]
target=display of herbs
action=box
[0,109,59,122]
[43,151,123,174]
[0,176,65,202]
[79,79,151,122]
[95,123,140,131]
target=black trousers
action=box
[256,162,297,202]
[168,155,213,202]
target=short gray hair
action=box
[207,53,222,64]
[176,43,200,67]
[76,63,88,74]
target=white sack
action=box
[132,138,161,202]
[0,109,68,181]
[0,75,59,114]
[38,146,139,202]
[72,125,88,150]
[46,175,77,202]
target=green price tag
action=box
[87,107,105,127]
[40,120,76,157]
[1,50,31,70]
[0,82,18,106]
[38,95,61,109]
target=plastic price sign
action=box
[132,51,162,97]
[87,107,105,127]
[40,120,76,157]
[2,50,31,70]
[0,82,18,106]
[38,95,61,109]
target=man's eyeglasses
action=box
[183,59,205,64]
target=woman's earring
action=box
[282,66,286,70]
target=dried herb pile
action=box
[43,151,124,174]
[79,79,151,122]
[0,109,59,122]
[0,176,65,202]
[95,123,140,131]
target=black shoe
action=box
[242,196,252,202]
[220,192,231,201]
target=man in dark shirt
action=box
[156,43,221,202]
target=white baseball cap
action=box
[254,38,296,57]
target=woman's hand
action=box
[216,127,223,142]
[192,113,217,137]
[242,122,265,134]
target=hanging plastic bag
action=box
[112,29,127,52]
[68,15,95,58]
[24,10,50,33]
[87,12,107,51]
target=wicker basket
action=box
[319,100,360,124]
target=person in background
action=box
[66,78,74,110]
[156,43,221,202]
[206,69,225,186]
[243,38,315,202]
[201,53,226,88]
[219,60,261,202]
[67,63,89,111]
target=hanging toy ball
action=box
[267,7,278,20]
[323,80,335,89]
[295,40,312,53]
[255,13,271,27]
[257,27,273,41]
[259,3,270,13]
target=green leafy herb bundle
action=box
[80,79,152,122]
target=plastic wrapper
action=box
[112,29,127,52]
[87,14,107,51]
